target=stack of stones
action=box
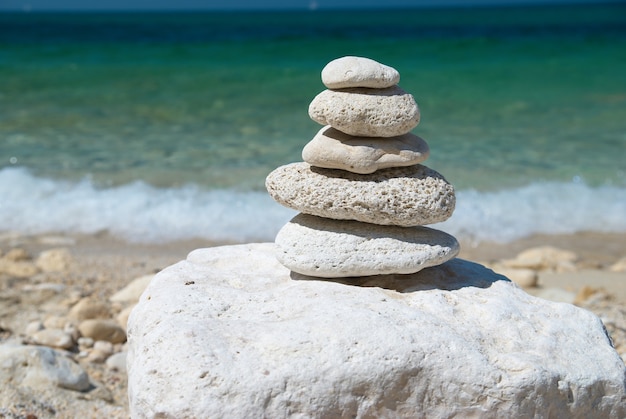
[266,56,459,278]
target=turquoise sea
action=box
[1,4,625,243]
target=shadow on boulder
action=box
[291,257,511,293]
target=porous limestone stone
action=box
[275,214,459,277]
[308,86,419,137]
[321,56,400,89]
[265,162,455,226]
[127,243,626,419]
[302,125,430,174]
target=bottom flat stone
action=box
[127,243,626,419]
[275,213,459,277]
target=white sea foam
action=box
[0,167,295,243]
[1,167,624,244]
[435,182,626,244]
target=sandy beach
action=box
[0,230,624,417]
[1,2,625,415]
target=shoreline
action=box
[3,229,623,262]
[0,229,624,417]
[458,231,626,269]
[1,228,624,303]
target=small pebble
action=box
[25,321,44,336]
[93,340,114,356]
[78,319,126,344]
[43,315,68,330]
[69,297,111,321]
[78,336,94,349]
[32,328,74,349]
[106,351,127,373]
[87,349,109,364]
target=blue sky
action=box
[0,0,616,12]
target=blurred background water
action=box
[1,3,625,243]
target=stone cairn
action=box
[266,56,459,278]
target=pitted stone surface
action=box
[308,86,420,137]
[321,56,400,89]
[265,162,455,226]
[302,125,429,174]
[275,214,459,277]
[127,243,626,419]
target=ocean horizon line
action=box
[2,1,625,14]
[0,0,626,15]
[0,0,623,13]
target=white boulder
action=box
[321,56,400,89]
[302,125,430,174]
[265,162,455,226]
[275,214,459,277]
[127,243,626,419]
[308,86,420,137]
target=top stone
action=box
[321,56,400,89]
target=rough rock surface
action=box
[265,162,455,226]
[127,243,626,419]
[275,214,459,277]
[308,86,420,137]
[302,126,430,174]
[321,56,400,89]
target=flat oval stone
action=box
[302,125,430,174]
[308,86,420,137]
[265,162,455,226]
[31,329,74,350]
[321,56,400,89]
[275,214,459,277]
[78,319,126,344]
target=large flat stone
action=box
[275,214,459,277]
[308,86,420,137]
[265,162,455,226]
[321,56,400,89]
[127,243,626,418]
[302,125,430,174]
